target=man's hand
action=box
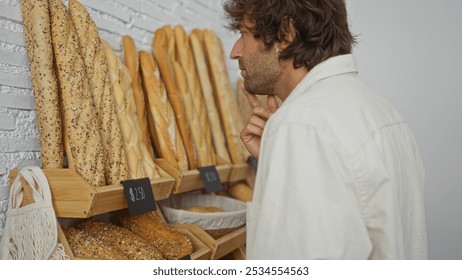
[240,86,279,160]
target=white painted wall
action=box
[346,0,462,259]
[1,0,460,260]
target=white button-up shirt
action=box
[246,54,427,259]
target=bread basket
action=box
[159,194,246,239]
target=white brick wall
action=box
[0,0,240,237]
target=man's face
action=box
[230,19,281,95]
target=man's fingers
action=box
[241,123,264,140]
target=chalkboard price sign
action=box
[122,177,156,216]
[198,165,224,193]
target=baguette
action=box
[49,0,106,187]
[140,51,187,171]
[172,60,214,167]
[228,182,253,202]
[102,40,160,180]
[174,25,215,166]
[63,226,126,260]
[75,219,164,260]
[153,27,196,169]
[203,29,247,164]
[120,212,193,260]
[122,35,153,155]
[21,0,64,168]
[190,29,231,164]
[69,0,128,185]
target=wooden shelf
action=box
[228,162,255,182]
[9,168,174,218]
[154,159,232,194]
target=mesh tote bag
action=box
[0,166,68,260]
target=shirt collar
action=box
[283,54,359,104]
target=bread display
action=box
[153,27,196,170]
[120,212,193,260]
[21,0,64,169]
[73,219,164,260]
[174,25,216,166]
[20,0,252,259]
[190,29,231,164]
[49,0,106,187]
[69,0,128,185]
[122,35,153,155]
[203,29,248,164]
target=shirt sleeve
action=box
[247,123,372,259]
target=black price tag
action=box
[122,177,156,216]
[248,156,258,171]
[198,165,224,193]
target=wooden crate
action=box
[155,159,232,194]
[169,224,246,260]
[9,167,174,218]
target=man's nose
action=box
[230,39,242,60]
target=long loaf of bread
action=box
[153,27,196,169]
[102,40,160,180]
[49,0,106,187]
[190,29,231,164]
[139,51,186,171]
[74,219,164,260]
[172,60,214,167]
[69,0,128,185]
[120,212,193,260]
[174,25,215,167]
[63,226,126,260]
[122,35,153,155]
[21,0,64,168]
[203,29,247,164]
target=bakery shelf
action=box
[9,167,174,218]
[169,224,246,260]
[228,162,255,182]
[154,159,232,194]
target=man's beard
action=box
[241,51,281,95]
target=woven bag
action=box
[0,166,68,260]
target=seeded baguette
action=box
[63,226,126,260]
[75,219,163,260]
[120,212,193,260]
[21,0,64,168]
[69,0,128,184]
[49,0,105,187]
[102,41,160,180]
[190,29,231,164]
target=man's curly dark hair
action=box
[224,0,356,70]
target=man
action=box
[224,0,427,259]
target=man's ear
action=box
[277,17,296,50]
